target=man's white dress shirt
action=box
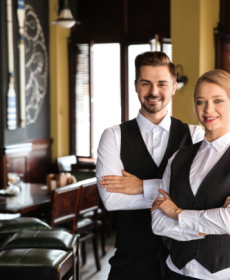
[151,131,230,280]
[96,111,204,211]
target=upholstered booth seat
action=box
[0,248,74,280]
[0,218,51,234]
[2,230,77,250]
[1,230,79,280]
[0,218,51,245]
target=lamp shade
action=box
[52,2,80,28]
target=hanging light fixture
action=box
[52,0,80,28]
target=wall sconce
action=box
[176,64,188,91]
[52,0,80,28]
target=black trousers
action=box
[170,271,202,280]
[108,249,171,280]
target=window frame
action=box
[68,38,168,160]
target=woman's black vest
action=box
[116,117,192,257]
[170,142,230,273]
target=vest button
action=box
[192,249,197,254]
[193,204,198,209]
[163,237,167,241]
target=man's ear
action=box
[172,82,177,96]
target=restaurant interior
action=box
[0,0,228,279]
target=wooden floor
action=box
[80,234,116,280]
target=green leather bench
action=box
[1,230,79,280]
[0,248,74,280]
[0,217,51,244]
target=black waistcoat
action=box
[170,142,230,273]
[116,117,192,257]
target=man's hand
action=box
[151,189,183,220]
[223,196,230,208]
[100,170,143,195]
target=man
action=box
[96,51,204,280]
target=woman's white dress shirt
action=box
[151,131,230,280]
[96,111,204,211]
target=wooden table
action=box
[0,183,51,215]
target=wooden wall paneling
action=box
[120,42,129,122]
[71,0,124,43]
[220,38,230,72]
[71,0,170,43]
[127,0,170,39]
[89,41,93,158]
[214,30,221,69]
[0,153,7,189]
[27,139,52,184]
[219,0,230,32]
[215,0,230,72]
[0,143,32,189]
[7,157,27,180]
[68,40,77,155]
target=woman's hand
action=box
[152,189,208,236]
[151,189,183,220]
[100,170,143,195]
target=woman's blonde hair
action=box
[194,69,230,99]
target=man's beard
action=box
[141,94,167,114]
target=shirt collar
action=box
[200,131,230,152]
[136,111,171,133]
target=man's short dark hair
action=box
[135,51,177,82]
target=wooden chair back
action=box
[46,173,77,194]
[50,182,82,233]
[78,178,100,215]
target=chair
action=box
[1,231,80,280]
[49,179,102,272]
[0,248,74,280]
[47,173,77,194]
[57,155,77,172]
[49,182,82,233]
[0,179,78,246]
[75,178,102,271]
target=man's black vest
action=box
[116,117,192,257]
[170,142,230,273]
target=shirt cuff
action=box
[143,179,160,201]
[178,210,200,232]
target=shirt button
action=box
[155,139,158,141]
[192,249,197,254]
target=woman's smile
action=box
[195,82,230,141]
[203,116,219,123]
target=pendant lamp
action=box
[52,0,80,28]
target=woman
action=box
[151,69,230,280]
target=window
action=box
[69,39,173,159]
[92,43,121,158]
[72,43,121,158]
[75,44,91,157]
